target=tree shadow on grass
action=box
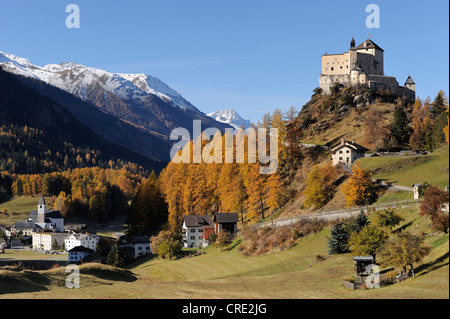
[393,221,414,233]
[416,252,449,277]
[223,238,243,252]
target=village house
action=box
[213,213,239,234]
[181,215,214,248]
[32,232,69,251]
[181,213,239,248]
[68,245,95,263]
[331,139,369,166]
[130,236,151,258]
[10,220,38,236]
[64,233,99,252]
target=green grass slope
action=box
[1,206,448,299]
[357,145,449,188]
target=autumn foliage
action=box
[341,162,377,207]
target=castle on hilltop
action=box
[319,38,415,101]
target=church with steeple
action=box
[28,195,65,232]
[319,38,415,101]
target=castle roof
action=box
[355,39,384,52]
[405,75,415,85]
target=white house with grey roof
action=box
[182,215,214,248]
[331,139,369,166]
[68,245,95,263]
[65,233,99,252]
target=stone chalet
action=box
[331,139,369,166]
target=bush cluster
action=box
[238,219,327,256]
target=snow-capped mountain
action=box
[207,109,252,129]
[0,51,231,141]
[0,51,199,112]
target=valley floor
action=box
[1,207,448,299]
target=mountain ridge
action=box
[207,108,252,129]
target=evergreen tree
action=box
[390,105,409,145]
[328,222,350,255]
[106,243,124,268]
[431,91,448,119]
[353,210,370,232]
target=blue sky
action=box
[0,0,448,123]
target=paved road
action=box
[258,199,421,229]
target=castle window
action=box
[340,66,343,69]
[331,67,334,71]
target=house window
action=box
[339,157,342,161]
[199,229,203,233]
[346,150,350,153]
[190,236,195,240]
[339,150,343,154]
[190,229,195,233]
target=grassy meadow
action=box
[1,205,448,299]
[357,145,449,188]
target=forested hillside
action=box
[0,68,165,174]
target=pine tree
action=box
[390,105,409,145]
[353,210,370,233]
[106,243,124,268]
[431,90,448,119]
[328,222,350,255]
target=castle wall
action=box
[321,53,350,75]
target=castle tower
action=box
[405,75,415,92]
[37,194,47,223]
[350,37,355,49]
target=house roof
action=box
[68,245,95,253]
[183,215,214,227]
[213,213,239,224]
[13,220,36,230]
[353,256,374,261]
[130,236,149,244]
[331,139,369,153]
[355,39,384,52]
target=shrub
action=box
[315,254,326,263]
[157,239,182,259]
[239,219,326,256]
[150,230,182,259]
